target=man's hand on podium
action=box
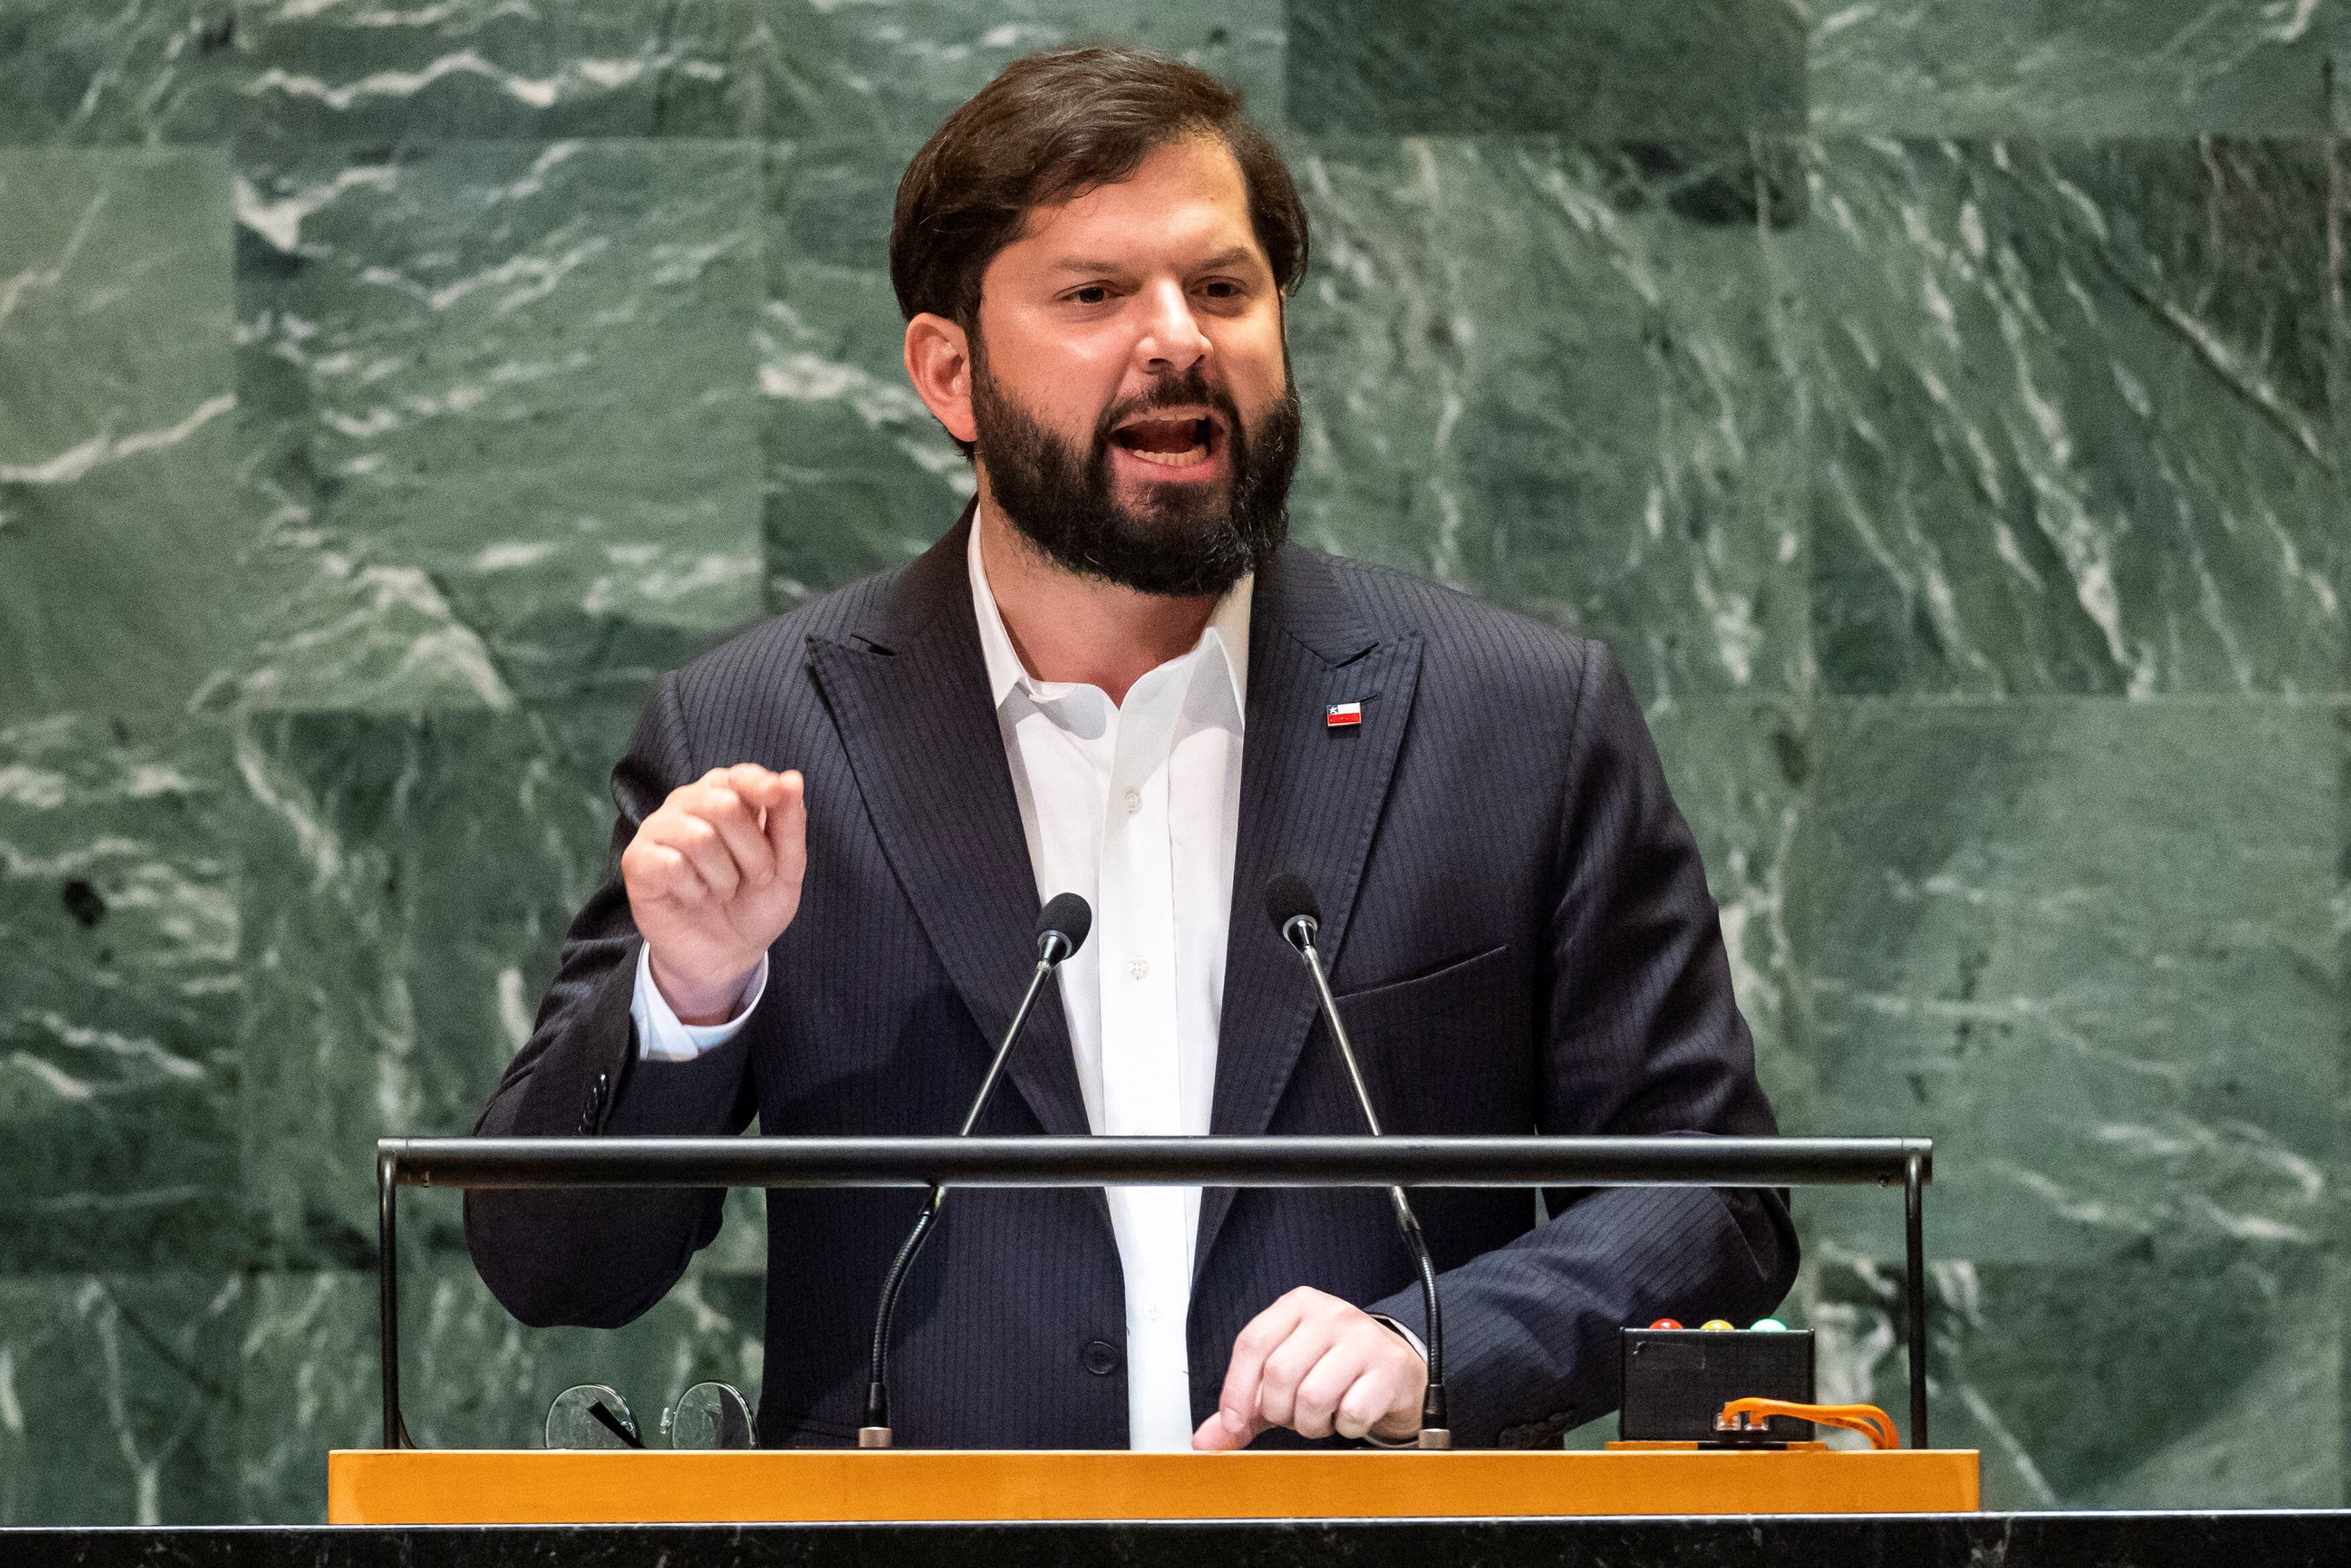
[623,764,807,1026]
[1193,1287,1427,1450]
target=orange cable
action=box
[1718,1397,1901,1450]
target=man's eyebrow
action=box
[1048,246,1260,275]
[1190,246,1257,271]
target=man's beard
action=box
[968,342,1300,599]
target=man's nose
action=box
[1132,280,1210,375]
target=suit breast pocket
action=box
[1328,943,1525,1129]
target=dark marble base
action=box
[7,1514,2351,1568]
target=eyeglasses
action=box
[545,1382,756,1449]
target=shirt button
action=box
[1123,787,1142,815]
[1128,958,1149,980]
[1145,1303,1161,1322]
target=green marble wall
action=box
[0,0,2343,1521]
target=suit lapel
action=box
[805,511,1094,1139]
[1196,545,1423,1277]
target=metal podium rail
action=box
[375,1134,1933,1450]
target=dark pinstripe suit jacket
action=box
[466,508,1798,1450]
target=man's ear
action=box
[903,312,978,446]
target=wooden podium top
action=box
[327,1446,1980,1524]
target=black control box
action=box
[1617,1328,1816,1442]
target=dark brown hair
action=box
[889,44,1310,330]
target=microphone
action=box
[1264,873,1450,1449]
[860,892,1091,1447]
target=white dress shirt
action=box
[631,520,1249,1450]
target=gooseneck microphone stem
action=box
[959,936,1069,1138]
[1282,911,1450,1450]
[1288,920,1385,1137]
[861,900,1088,1448]
[860,1185,942,1445]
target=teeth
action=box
[1128,443,1208,467]
[1118,416,1213,469]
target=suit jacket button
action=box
[1081,1340,1121,1377]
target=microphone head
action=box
[1036,892,1092,960]
[1264,872,1321,945]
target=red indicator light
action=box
[1648,1318,1682,1330]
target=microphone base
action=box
[857,1427,893,1448]
[1415,1429,1452,1450]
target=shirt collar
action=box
[967,517,1251,726]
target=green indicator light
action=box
[1750,1318,1787,1332]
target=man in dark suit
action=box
[467,44,1795,1452]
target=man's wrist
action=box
[648,954,760,1025]
[1369,1313,1428,1365]
[634,948,764,1063]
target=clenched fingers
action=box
[621,838,715,906]
[641,803,745,902]
[1336,1358,1417,1440]
[684,770,781,890]
[735,765,805,872]
[1212,1289,1311,1437]
[1257,1318,1410,1440]
[1195,1287,1425,1450]
[633,767,798,907]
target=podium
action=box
[367,1133,1967,1523]
[327,1448,1980,1524]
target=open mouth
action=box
[1110,413,1219,470]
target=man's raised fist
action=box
[620,764,807,1025]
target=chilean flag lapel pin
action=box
[1325,700,1364,729]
